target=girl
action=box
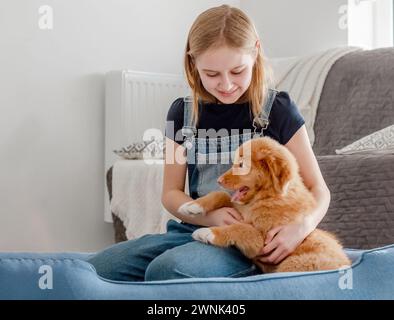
[89,4,330,281]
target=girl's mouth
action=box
[231,186,250,202]
[218,88,237,97]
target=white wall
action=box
[0,0,239,252]
[241,0,348,58]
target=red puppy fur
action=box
[178,137,351,273]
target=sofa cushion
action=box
[317,153,394,249]
[114,138,164,160]
[335,125,394,155]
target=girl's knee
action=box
[144,242,259,281]
[144,250,187,281]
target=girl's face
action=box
[195,45,257,104]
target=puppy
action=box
[178,137,351,273]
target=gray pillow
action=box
[335,125,394,155]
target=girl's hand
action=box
[204,207,243,227]
[257,220,312,265]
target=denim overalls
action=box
[182,89,278,198]
[89,89,277,282]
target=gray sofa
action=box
[107,48,394,249]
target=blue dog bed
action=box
[0,244,393,300]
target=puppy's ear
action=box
[260,153,292,194]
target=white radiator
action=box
[104,70,190,222]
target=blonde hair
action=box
[184,4,272,127]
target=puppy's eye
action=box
[239,160,243,168]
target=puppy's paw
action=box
[178,201,205,215]
[192,228,215,244]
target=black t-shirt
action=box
[165,91,305,146]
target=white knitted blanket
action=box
[110,159,181,239]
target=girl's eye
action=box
[206,70,244,77]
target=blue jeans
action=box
[88,220,260,281]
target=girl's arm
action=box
[161,137,202,224]
[284,125,331,232]
[161,137,220,226]
[258,125,331,264]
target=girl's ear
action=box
[190,54,195,63]
[253,40,260,57]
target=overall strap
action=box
[181,96,197,149]
[252,89,278,136]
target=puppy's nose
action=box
[217,176,224,184]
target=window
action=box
[348,0,393,49]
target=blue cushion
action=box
[0,245,393,300]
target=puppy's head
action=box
[217,137,298,204]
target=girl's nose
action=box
[220,75,233,91]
